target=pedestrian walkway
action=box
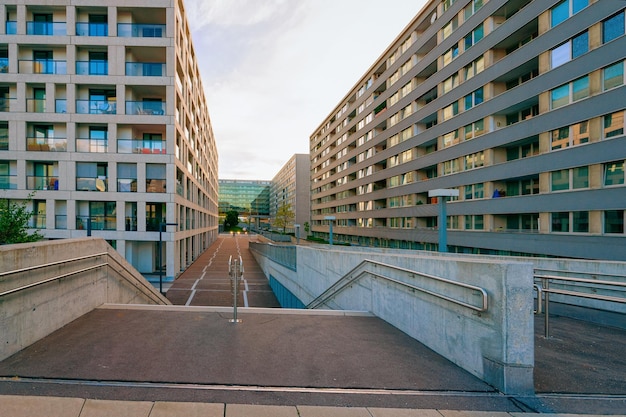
[166,234,280,307]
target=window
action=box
[464,56,484,81]
[443,159,461,175]
[76,162,107,191]
[464,23,484,50]
[551,167,588,191]
[464,183,484,200]
[464,0,483,20]
[443,0,456,12]
[551,31,588,68]
[551,0,588,28]
[604,161,625,186]
[551,120,589,150]
[464,152,484,170]
[552,211,589,233]
[88,51,107,75]
[604,112,624,138]
[442,16,458,40]
[442,74,459,94]
[90,201,116,230]
[464,87,483,110]
[551,212,569,232]
[464,119,485,140]
[0,122,7,150]
[603,61,624,90]
[603,12,625,44]
[443,45,459,67]
[465,215,484,230]
[551,75,589,109]
[604,210,624,234]
[443,130,460,148]
[146,163,166,193]
[442,102,458,121]
[117,163,137,192]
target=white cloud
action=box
[184,0,428,180]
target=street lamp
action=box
[158,221,178,295]
[324,216,336,245]
[427,189,459,253]
[294,224,300,244]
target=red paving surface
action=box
[166,234,280,308]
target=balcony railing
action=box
[76,138,108,153]
[117,23,165,38]
[30,214,46,229]
[126,101,165,115]
[118,179,137,192]
[55,215,67,230]
[56,99,67,113]
[146,218,164,232]
[6,21,17,34]
[19,59,67,75]
[76,177,108,192]
[0,58,8,73]
[0,98,16,112]
[146,179,166,193]
[125,62,165,76]
[26,137,67,152]
[76,215,116,231]
[0,174,18,189]
[0,134,8,150]
[27,175,59,190]
[76,99,116,114]
[26,98,46,112]
[76,61,108,75]
[26,21,67,36]
[75,22,108,37]
[125,216,137,231]
[117,139,166,154]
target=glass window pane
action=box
[603,61,624,90]
[551,84,569,109]
[551,1,569,27]
[572,31,588,58]
[572,76,589,101]
[603,13,625,43]
[572,166,588,189]
[573,211,589,233]
[552,169,569,191]
[572,0,588,14]
[604,210,624,234]
[551,42,571,68]
[146,163,166,179]
[604,161,625,186]
[552,212,570,232]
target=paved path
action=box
[166,234,280,308]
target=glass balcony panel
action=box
[76,177,108,191]
[75,22,108,36]
[125,62,165,76]
[0,174,18,189]
[76,99,116,114]
[76,138,108,153]
[0,58,8,73]
[126,101,165,115]
[26,98,46,112]
[118,179,137,192]
[117,23,165,37]
[26,137,67,152]
[19,60,67,75]
[26,21,67,36]
[6,21,17,34]
[0,98,16,112]
[146,179,166,193]
[125,216,137,231]
[55,99,67,113]
[117,139,166,154]
[76,216,115,231]
[30,214,46,229]
[76,61,108,75]
[27,175,59,190]
[55,215,67,230]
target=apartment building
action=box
[0,0,220,281]
[270,154,311,236]
[310,0,626,261]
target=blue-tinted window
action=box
[572,31,588,58]
[603,13,625,43]
[572,0,588,14]
[551,1,569,27]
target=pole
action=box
[438,197,447,252]
[159,222,163,295]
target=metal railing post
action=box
[543,277,550,338]
[229,255,242,323]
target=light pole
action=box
[427,189,459,253]
[294,224,300,244]
[159,221,178,295]
[324,216,336,245]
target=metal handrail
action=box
[307,259,488,312]
[534,271,626,338]
[0,264,106,298]
[0,252,108,277]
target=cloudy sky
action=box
[183,0,429,180]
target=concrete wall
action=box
[252,245,535,395]
[0,238,169,362]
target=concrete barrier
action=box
[252,245,535,395]
[0,238,169,362]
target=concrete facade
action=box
[270,154,311,236]
[309,0,626,261]
[0,0,220,281]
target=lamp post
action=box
[427,189,459,253]
[158,221,178,295]
[324,216,336,245]
[294,224,300,244]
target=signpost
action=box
[324,216,336,245]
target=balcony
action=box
[118,179,137,192]
[76,61,108,76]
[76,99,117,114]
[55,215,67,230]
[26,21,67,36]
[55,99,67,113]
[76,215,115,231]
[0,98,16,112]
[27,175,59,190]
[30,214,46,229]
[76,177,108,192]
[75,22,108,37]
[146,179,166,193]
[76,138,108,153]
[0,58,8,73]
[125,216,137,231]
[0,174,17,189]
[117,23,165,38]
[26,137,67,152]
[126,101,165,115]
[125,62,164,77]
[117,138,166,154]
[5,21,17,34]
[19,60,67,75]
[26,98,46,112]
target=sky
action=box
[183,0,429,181]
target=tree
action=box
[0,196,44,245]
[273,203,295,234]
[223,210,239,231]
